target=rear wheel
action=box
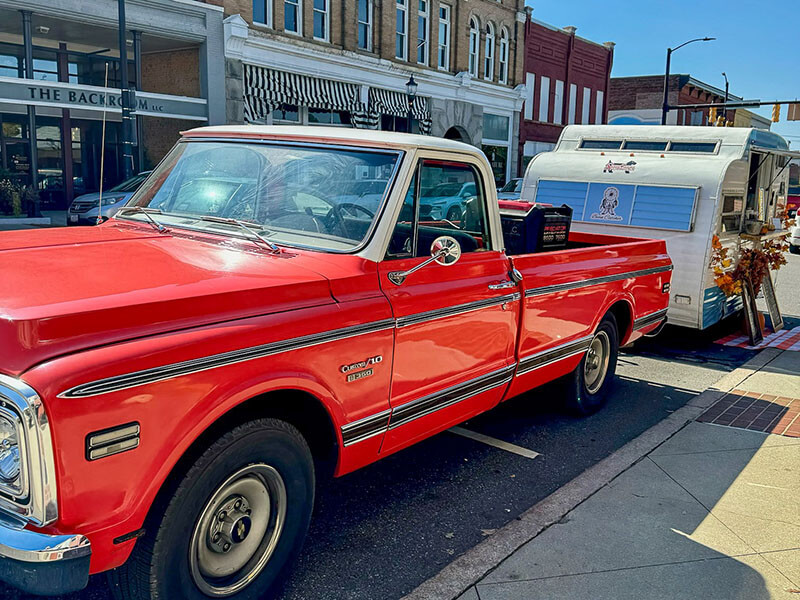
[109,418,314,600]
[563,314,619,416]
[790,244,800,255]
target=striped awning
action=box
[368,87,432,134]
[244,64,371,126]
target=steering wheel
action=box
[327,202,375,238]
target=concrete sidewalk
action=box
[404,348,800,600]
[459,349,800,600]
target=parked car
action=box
[420,181,476,221]
[789,221,800,254]
[497,177,523,201]
[67,171,151,225]
[787,184,800,218]
[0,126,671,599]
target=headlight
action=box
[0,414,21,492]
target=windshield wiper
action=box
[194,215,281,254]
[116,206,170,234]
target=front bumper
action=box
[0,513,91,595]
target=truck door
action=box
[377,156,519,454]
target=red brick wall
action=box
[520,20,612,153]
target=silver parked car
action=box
[67,171,151,225]
[497,178,523,201]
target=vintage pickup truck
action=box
[0,127,671,599]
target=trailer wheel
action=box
[109,419,314,600]
[563,314,619,416]
[789,244,800,255]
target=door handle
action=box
[488,280,517,290]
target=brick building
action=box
[519,14,614,169]
[608,74,769,130]
[221,0,527,184]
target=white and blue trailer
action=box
[521,125,797,329]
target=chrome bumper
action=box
[0,512,91,595]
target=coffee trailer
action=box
[521,125,797,329]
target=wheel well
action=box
[146,390,339,527]
[606,300,632,344]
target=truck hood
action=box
[0,224,334,374]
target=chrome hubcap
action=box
[584,330,610,395]
[189,464,286,597]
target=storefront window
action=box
[482,113,509,142]
[273,103,300,122]
[481,144,508,187]
[308,108,351,126]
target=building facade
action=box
[608,74,769,130]
[221,0,527,185]
[519,13,613,170]
[0,0,225,209]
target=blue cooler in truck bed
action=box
[500,203,573,254]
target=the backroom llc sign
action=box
[0,76,207,120]
[27,85,156,113]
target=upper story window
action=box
[253,0,273,27]
[284,0,301,35]
[417,0,429,65]
[484,23,495,81]
[357,0,373,51]
[313,0,329,41]
[437,4,450,70]
[498,28,508,84]
[396,0,408,60]
[468,17,479,77]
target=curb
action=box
[401,347,785,600]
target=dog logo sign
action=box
[590,186,624,221]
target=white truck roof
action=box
[183,125,484,157]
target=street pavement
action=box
[2,247,798,600]
[452,348,800,600]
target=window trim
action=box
[468,17,479,77]
[252,0,273,28]
[284,0,302,35]
[417,0,429,65]
[396,0,408,61]
[357,0,373,52]
[484,22,495,81]
[498,28,508,84]
[312,0,329,42]
[437,3,451,71]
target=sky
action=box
[524,0,800,146]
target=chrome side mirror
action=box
[388,235,462,285]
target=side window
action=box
[386,160,491,258]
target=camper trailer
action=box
[521,125,797,330]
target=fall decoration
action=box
[710,233,790,298]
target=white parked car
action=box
[790,222,800,254]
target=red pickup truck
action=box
[0,127,671,599]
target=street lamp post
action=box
[721,72,729,121]
[405,75,418,134]
[660,37,715,125]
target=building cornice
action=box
[225,23,526,114]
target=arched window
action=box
[498,28,509,84]
[468,17,479,77]
[484,22,495,81]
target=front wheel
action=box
[563,314,619,416]
[109,418,314,600]
[790,244,800,255]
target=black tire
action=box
[790,244,800,255]
[563,313,619,416]
[109,418,314,600]
[446,206,464,223]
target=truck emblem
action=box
[590,187,623,221]
[341,355,383,382]
[603,160,636,174]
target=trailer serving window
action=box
[720,195,745,233]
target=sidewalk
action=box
[406,348,800,600]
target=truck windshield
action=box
[125,141,401,252]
